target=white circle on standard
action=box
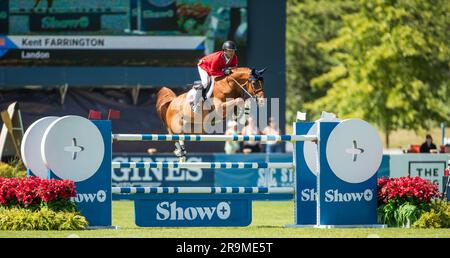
[41,115,104,182]
[303,117,340,176]
[326,119,383,184]
[216,202,231,220]
[96,190,107,202]
[21,116,59,179]
[364,189,374,201]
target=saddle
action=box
[191,80,215,113]
[193,80,211,100]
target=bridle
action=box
[226,72,264,101]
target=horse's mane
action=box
[230,67,251,74]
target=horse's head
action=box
[249,68,266,106]
[226,67,267,107]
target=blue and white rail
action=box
[112,161,294,169]
[112,134,317,142]
[112,187,295,194]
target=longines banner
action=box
[0,0,247,66]
[111,153,294,188]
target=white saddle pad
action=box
[186,88,196,104]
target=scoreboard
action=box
[0,0,247,66]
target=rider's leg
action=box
[204,77,215,100]
[198,66,209,89]
[192,66,210,112]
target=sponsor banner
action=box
[214,153,294,188]
[141,0,178,31]
[134,194,252,227]
[112,154,215,187]
[4,35,205,50]
[112,153,294,189]
[30,13,101,32]
[390,154,450,190]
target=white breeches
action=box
[197,66,215,99]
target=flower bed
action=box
[377,176,446,227]
[0,177,87,230]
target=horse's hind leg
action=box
[168,127,187,162]
[174,140,187,162]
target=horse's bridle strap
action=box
[227,76,253,99]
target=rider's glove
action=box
[223,68,232,76]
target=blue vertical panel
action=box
[318,122,377,226]
[47,120,112,227]
[376,155,390,178]
[294,122,316,225]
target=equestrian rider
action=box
[192,40,238,113]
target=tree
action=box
[306,0,450,146]
[286,0,359,122]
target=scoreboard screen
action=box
[0,0,247,66]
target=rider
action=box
[191,40,238,113]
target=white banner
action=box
[7,35,205,50]
[389,154,450,190]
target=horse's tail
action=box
[156,87,176,127]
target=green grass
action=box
[1,201,450,238]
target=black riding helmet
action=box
[222,40,237,51]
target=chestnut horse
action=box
[156,67,267,161]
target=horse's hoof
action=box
[179,156,187,163]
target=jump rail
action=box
[112,161,294,169]
[112,134,318,142]
[112,187,295,194]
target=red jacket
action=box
[198,51,238,76]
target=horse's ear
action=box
[257,68,267,76]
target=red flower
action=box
[377,176,441,205]
[0,177,76,208]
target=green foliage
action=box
[0,207,88,230]
[0,161,26,178]
[394,202,421,227]
[286,0,359,122]
[41,199,78,213]
[413,200,450,228]
[378,199,398,226]
[378,199,430,227]
[304,0,450,145]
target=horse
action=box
[155,67,267,161]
